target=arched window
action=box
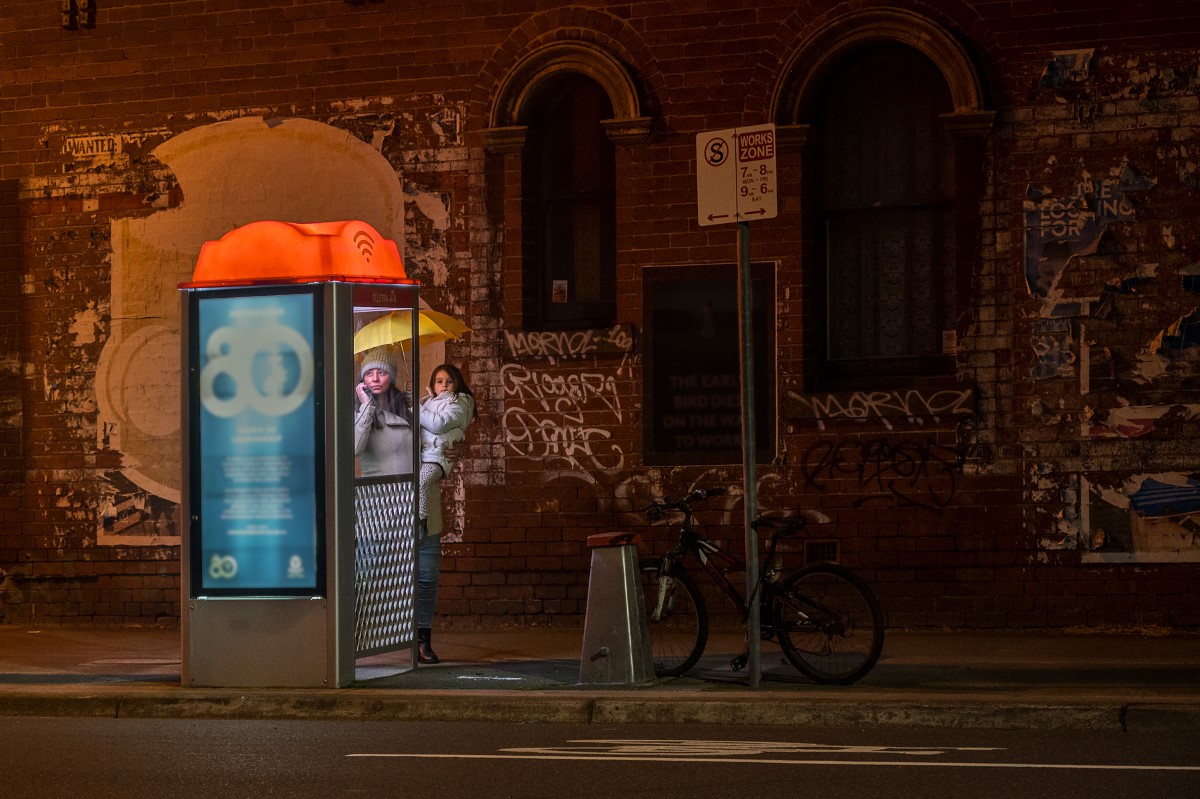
[523,76,617,329]
[483,40,649,332]
[816,44,956,383]
[775,9,993,393]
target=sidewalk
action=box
[1,624,1197,731]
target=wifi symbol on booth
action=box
[353,230,375,263]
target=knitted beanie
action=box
[359,346,397,382]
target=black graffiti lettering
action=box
[800,437,965,513]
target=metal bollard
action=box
[579,531,655,684]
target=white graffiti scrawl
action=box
[784,387,975,430]
[503,323,634,360]
[501,362,625,479]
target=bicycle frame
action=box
[668,526,750,617]
[656,511,788,626]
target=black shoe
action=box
[417,642,439,664]
[417,628,439,664]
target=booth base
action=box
[184,598,331,688]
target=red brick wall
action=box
[2,0,1199,628]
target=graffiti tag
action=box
[800,437,965,513]
[504,324,634,360]
[785,388,974,430]
[501,363,624,477]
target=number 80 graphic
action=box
[199,323,314,418]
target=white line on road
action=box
[505,739,1002,757]
[346,753,1200,771]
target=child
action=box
[417,363,476,534]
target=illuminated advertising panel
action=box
[189,287,325,596]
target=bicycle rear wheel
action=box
[773,562,884,685]
[639,559,708,677]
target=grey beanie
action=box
[359,346,397,382]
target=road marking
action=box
[346,737,1198,771]
[505,739,1000,757]
[346,753,1200,771]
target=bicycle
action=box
[639,487,885,685]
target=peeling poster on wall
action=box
[1069,474,1200,563]
[1024,164,1155,300]
[1031,318,1076,379]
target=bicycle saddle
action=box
[751,512,807,536]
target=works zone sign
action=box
[695,124,778,227]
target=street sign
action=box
[696,129,737,226]
[696,123,778,227]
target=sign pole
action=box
[736,220,761,689]
[696,123,775,690]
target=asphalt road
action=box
[2,718,1197,798]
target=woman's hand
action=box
[355,382,372,405]
[442,440,462,464]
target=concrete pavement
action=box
[0,624,1197,731]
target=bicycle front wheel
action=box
[773,563,884,685]
[639,558,708,677]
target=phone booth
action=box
[180,220,422,687]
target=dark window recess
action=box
[523,77,617,330]
[643,263,776,467]
[816,45,956,385]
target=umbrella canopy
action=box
[353,309,470,354]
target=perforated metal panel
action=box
[354,477,417,656]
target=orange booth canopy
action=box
[185,220,411,287]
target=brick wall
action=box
[2,0,1199,628]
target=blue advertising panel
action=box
[190,287,325,596]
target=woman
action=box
[353,346,448,664]
[354,348,413,476]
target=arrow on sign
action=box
[696,124,778,226]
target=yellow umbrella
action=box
[353,309,470,354]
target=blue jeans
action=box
[417,533,441,630]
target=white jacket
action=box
[419,391,474,475]
[353,401,442,537]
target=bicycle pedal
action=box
[730,654,747,672]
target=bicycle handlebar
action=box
[643,487,726,520]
